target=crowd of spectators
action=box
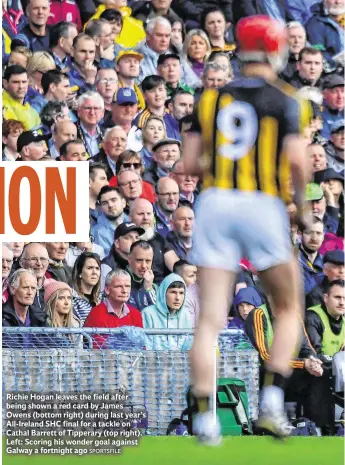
[2,0,344,435]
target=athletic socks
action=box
[263,371,288,391]
[261,371,289,413]
[188,387,212,413]
[195,397,211,414]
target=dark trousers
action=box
[260,367,335,429]
[286,368,335,429]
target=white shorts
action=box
[189,188,293,272]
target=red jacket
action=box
[109,176,156,204]
[48,0,82,31]
[83,302,143,348]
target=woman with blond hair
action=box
[44,280,81,347]
[140,115,166,170]
[183,29,212,80]
[27,51,56,96]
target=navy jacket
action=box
[173,0,233,24]
[298,247,324,295]
[232,0,293,24]
[305,2,344,66]
[163,231,189,261]
[12,24,50,52]
[153,203,172,239]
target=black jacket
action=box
[101,246,128,270]
[306,277,329,309]
[90,148,115,181]
[287,71,323,89]
[280,53,300,82]
[132,1,182,25]
[148,233,169,285]
[142,163,160,187]
[172,0,233,24]
[47,261,73,287]
[2,298,47,328]
[232,0,292,24]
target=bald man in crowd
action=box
[154,177,180,238]
[130,198,168,283]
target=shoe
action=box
[193,411,222,446]
[256,406,293,439]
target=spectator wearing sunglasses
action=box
[109,150,156,204]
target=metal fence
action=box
[2,327,260,435]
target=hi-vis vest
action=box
[308,305,345,356]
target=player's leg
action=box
[237,193,302,437]
[188,188,240,444]
[190,266,235,393]
[189,267,235,445]
[256,257,304,436]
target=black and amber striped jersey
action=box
[244,307,316,371]
[190,77,311,203]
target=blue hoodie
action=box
[142,273,193,350]
[228,287,263,330]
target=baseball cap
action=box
[331,120,344,134]
[152,138,181,152]
[322,74,345,90]
[314,168,344,185]
[157,53,181,66]
[323,250,345,265]
[306,183,324,201]
[17,130,50,152]
[113,88,138,105]
[116,50,144,64]
[114,222,145,240]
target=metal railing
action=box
[2,327,260,434]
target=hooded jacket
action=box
[142,273,193,350]
[228,287,263,330]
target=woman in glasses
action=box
[109,150,156,204]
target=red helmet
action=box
[236,15,288,71]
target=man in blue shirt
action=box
[68,34,98,94]
[321,74,344,139]
[50,22,78,72]
[91,186,128,255]
[153,177,179,239]
[298,216,325,295]
[76,90,105,158]
[30,70,71,115]
[12,0,50,52]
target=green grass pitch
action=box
[2,437,344,465]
